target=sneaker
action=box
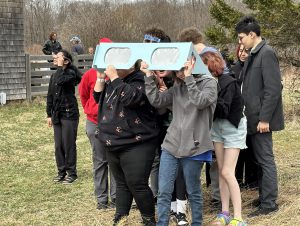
[228,218,247,226]
[211,213,232,226]
[176,212,189,226]
[170,210,177,223]
[248,204,278,218]
[97,202,109,210]
[53,174,65,182]
[248,198,260,208]
[62,176,77,184]
[142,215,156,226]
[210,199,222,211]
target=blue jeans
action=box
[157,150,204,226]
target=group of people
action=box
[46,15,284,226]
[42,32,94,56]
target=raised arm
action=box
[183,59,218,110]
[140,61,173,108]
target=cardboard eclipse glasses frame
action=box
[92,42,210,75]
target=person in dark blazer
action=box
[235,16,284,217]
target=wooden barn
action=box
[0,0,25,101]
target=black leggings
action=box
[171,163,187,201]
[105,140,157,217]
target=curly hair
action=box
[201,51,225,77]
[177,27,204,44]
[144,27,167,40]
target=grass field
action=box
[0,98,299,226]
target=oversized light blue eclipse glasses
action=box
[92,42,211,75]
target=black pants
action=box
[53,119,78,177]
[249,132,278,208]
[171,163,187,201]
[106,140,157,217]
[235,135,259,186]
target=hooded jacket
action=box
[214,74,244,128]
[78,68,99,124]
[93,70,159,149]
[46,65,82,121]
[145,74,218,158]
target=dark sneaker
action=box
[142,215,156,226]
[53,175,65,182]
[176,212,189,226]
[97,202,109,210]
[248,204,279,217]
[62,176,77,184]
[248,198,261,208]
[210,198,222,211]
[170,210,177,223]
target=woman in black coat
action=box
[46,49,81,184]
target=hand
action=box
[96,70,106,79]
[53,54,64,67]
[183,58,195,77]
[104,65,118,81]
[157,77,167,92]
[140,61,152,76]
[257,121,270,133]
[47,117,52,128]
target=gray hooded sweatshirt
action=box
[145,74,218,158]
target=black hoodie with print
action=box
[93,70,159,148]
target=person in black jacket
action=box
[201,51,247,226]
[93,62,159,226]
[236,15,284,217]
[232,44,259,189]
[46,49,82,184]
[42,32,62,55]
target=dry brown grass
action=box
[0,98,299,226]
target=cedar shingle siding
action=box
[0,0,25,100]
